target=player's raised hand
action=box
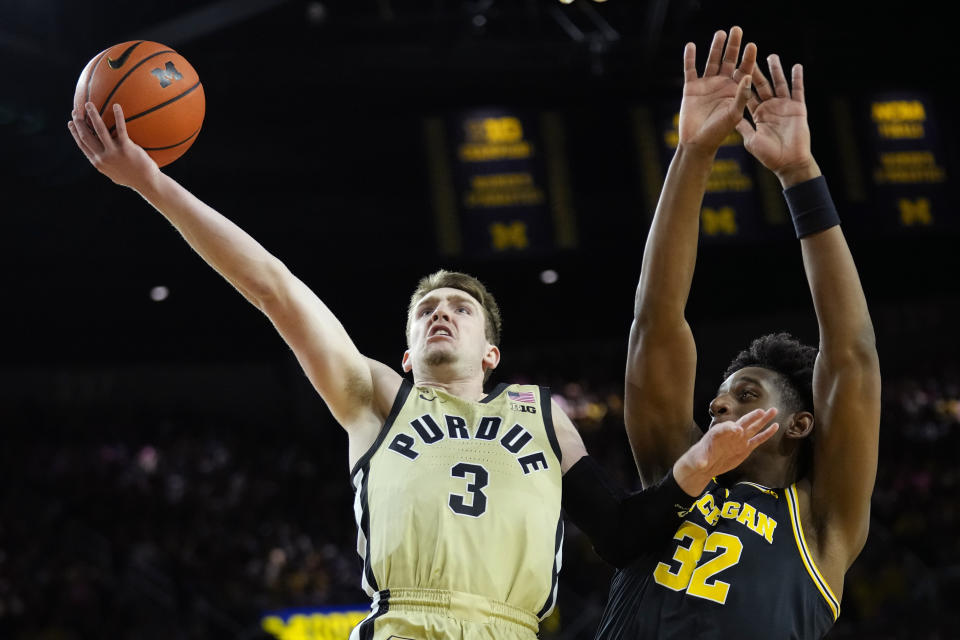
[736,56,820,186]
[673,407,779,495]
[678,26,756,152]
[68,102,160,190]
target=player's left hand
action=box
[674,407,779,495]
[736,56,820,187]
[68,102,160,191]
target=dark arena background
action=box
[1,1,956,638]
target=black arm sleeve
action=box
[562,455,697,568]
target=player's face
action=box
[708,366,783,435]
[406,287,493,374]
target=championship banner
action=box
[865,93,951,230]
[424,108,577,257]
[261,605,368,640]
[659,106,762,242]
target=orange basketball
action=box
[74,41,205,167]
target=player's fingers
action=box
[738,42,758,79]
[683,42,698,83]
[768,54,790,98]
[112,103,130,142]
[735,118,755,145]
[751,66,775,101]
[67,120,97,161]
[704,30,727,76]
[71,107,103,154]
[84,102,114,150]
[720,26,743,76]
[791,63,805,104]
[733,76,752,117]
[740,407,778,434]
[747,423,779,448]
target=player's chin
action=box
[716,457,753,484]
[422,348,458,368]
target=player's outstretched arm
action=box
[627,27,755,486]
[563,407,779,567]
[739,58,881,585]
[68,103,398,433]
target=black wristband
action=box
[783,176,840,239]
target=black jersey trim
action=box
[786,484,841,621]
[355,589,390,640]
[537,518,564,619]
[539,386,562,463]
[356,466,379,593]
[350,378,413,480]
[479,382,509,403]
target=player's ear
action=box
[401,350,413,373]
[785,411,814,439]
[482,344,500,372]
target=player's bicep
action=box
[809,350,881,563]
[625,318,701,486]
[554,401,587,475]
[260,270,380,428]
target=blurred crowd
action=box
[1,365,958,639]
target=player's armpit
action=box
[562,456,694,568]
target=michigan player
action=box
[69,101,781,639]
[598,27,881,638]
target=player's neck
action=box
[415,368,487,401]
[720,455,799,489]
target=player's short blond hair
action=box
[406,270,502,348]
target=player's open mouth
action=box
[428,326,454,340]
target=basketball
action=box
[74,41,205,167]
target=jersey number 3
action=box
[449,463,489,517]
[653,521,743,604]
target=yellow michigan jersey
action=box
[349,380,563,640]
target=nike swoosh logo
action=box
[107,42,143,69]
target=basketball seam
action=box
[85,50,110,105]
[97,48,174,117]
[141,127,201,151]
[108,80,202,133]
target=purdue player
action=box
[599,27,882,639]
[69,96,783,639]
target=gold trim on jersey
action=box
[786,484,840,621]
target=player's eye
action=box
[457,306,470,313]
[739,390,757,401]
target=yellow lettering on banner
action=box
[458,141,533,162]
[878,122,925,139]
[871,100,926,123]
[899,198,933,226]
[262,612,368,640]
[466,117,524,143]
[874,151,945,184]
[702,207,738,235]
[490,221,529,250]
[464,173,545,208]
